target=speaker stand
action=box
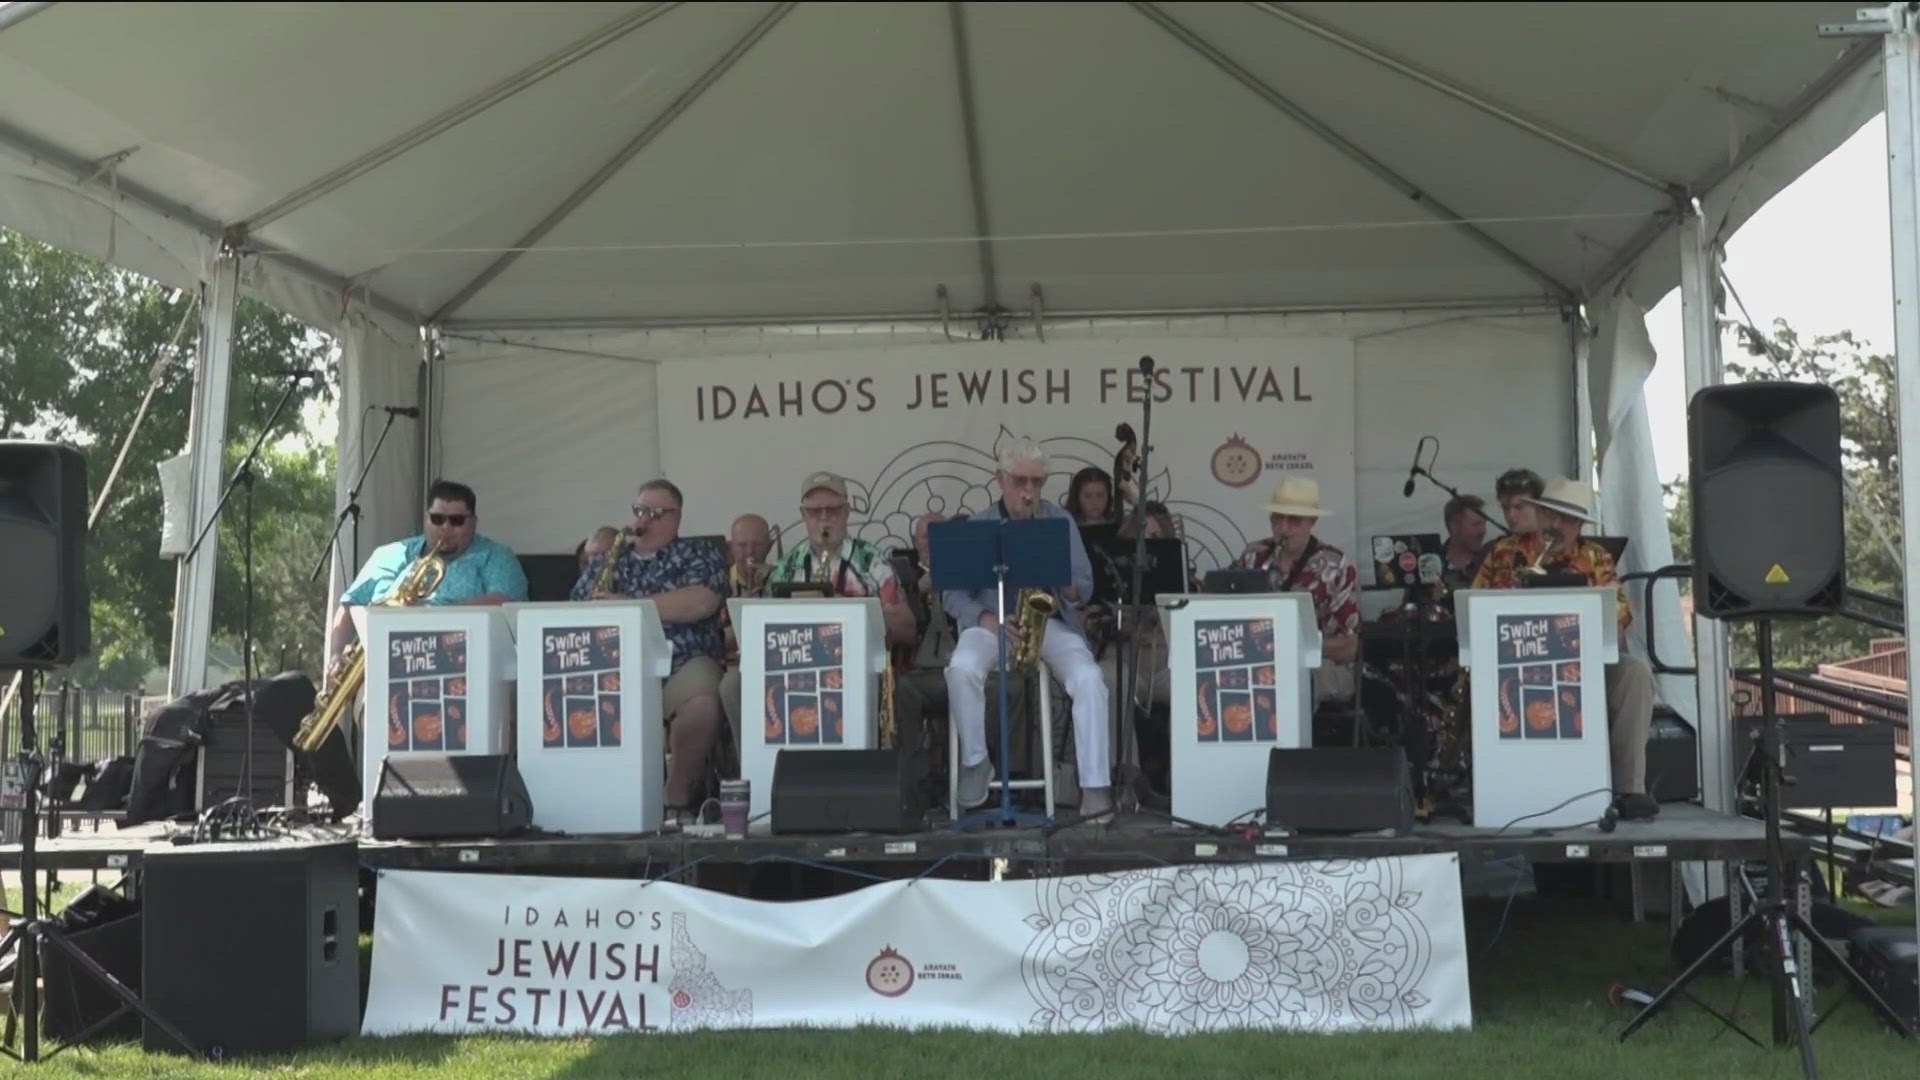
[1616,621,1913,1073]
[0,669,201,1062]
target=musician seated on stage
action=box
[1470,476,1659,822]
[329,479,528,656]
[1064,466,1116,527]
[574,478,728,818]
[727,514,775,601]
[1494,468,1545,534]
[1237,478,1361,697]
[1441,494,1489,588]
[718,474,920,770]
[944,439,1113,817]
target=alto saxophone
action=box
[294,542,449,753]
[1010,588,1056,671]
[592,527,634,596]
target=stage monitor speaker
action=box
[1645,706,1700,803]
[0,440,90,666]
[771,749,922,834]
[1266,747,1413,835]
[1738,714,1898,809]
[141,840,359,1054]
[1688,382,1844,619]
[371,754,532,840]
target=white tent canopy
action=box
[0,2,1906,840]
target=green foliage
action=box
[1666,319,1903,669]
[1,228,337,689]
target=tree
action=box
[1666,319,1902,670]
[2,227,338,690]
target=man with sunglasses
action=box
[329,479,527,655]
[573,478,729,816]
[944,438,1113,818]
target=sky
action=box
[1641,116,1893,484]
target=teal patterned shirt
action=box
[340,534,527,606]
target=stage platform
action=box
[0,803,1801,879]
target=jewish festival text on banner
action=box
[655,340,1358,568]
[363,856,1468,1036]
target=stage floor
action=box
[0,802,1799,877]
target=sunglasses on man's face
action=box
[428,513,469,527]
[632,505,678,522]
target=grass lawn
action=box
[1,890,1913,1079]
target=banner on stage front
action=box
[655,340,1358,569]
[362,855,1469,1036]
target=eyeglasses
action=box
[1003,473,1047,489]
[632,504,678,521]
[428,513,469,527]
[800,504,850,519]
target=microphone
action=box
[1402,443,1422,497]
[378,405,422,418]
[1139,355,1155,374]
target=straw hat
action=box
[1263,476,1330,517]
[800,471,849,500]
[1525,477,1597,524]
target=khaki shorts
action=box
[664,655,722,717]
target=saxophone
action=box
[879,664,897,749]
[1010,588,1056,671]
[294,542,448,753]
[592,527,634,596]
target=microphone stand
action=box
[1115,356,1156,810]
[310,407,405,587]
[1407,465,1510,538]
[182,370,309,810]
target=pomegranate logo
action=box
[1211,435,1262,488]
[865,946,914,997]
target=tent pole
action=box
[946,1,999,312]
[165,250,242,697]
[1677,206,1733,818]
[1874,2,1920,966]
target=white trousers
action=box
[947,623,1111,789]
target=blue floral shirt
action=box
[340,534,527,606]
[572,537,730,671]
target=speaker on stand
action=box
[0,441,90,666]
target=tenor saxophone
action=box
[1010,588,1056,671]
[294,542,448,753]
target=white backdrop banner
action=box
[655,340,1357,569]
[363,855,1468,1036]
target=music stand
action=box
[927,517,1071,828]
[1096,537,1185,603]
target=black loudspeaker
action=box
[1738,715,1898,809]
[1848,926,1920,1032]
[0,440,90,666]
[1688,383,1845,619]
[371,754,532,840]
[141,841,359,1054]
[1645,706,1700,803]
[1266,747,1414,834]
[771,749,922,834]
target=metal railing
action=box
[0,682,141,764]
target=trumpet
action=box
[294,542,448,753]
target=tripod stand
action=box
[1617,621,1912,1076]
[0,669,198,1061]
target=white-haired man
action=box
[944,439,1113,817]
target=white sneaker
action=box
[958,759,995,809]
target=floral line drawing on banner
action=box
[776,427,1252,573]
[1019,860,1443,1033]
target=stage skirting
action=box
[362,853,1469,1036]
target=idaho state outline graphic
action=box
[666,912,753,1030]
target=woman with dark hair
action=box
[1064,466,1115,526]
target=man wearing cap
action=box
[944,438,1114,817]
[1238,476,1361,668]
[718,474,922,770]
[1472,477,1659,821]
